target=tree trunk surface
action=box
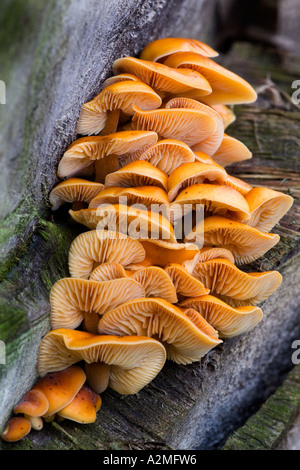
[0,0,299,450]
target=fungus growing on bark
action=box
[57,130,158,183]
[37,329,166,395]
[98,298,222,364]
[50,277,145,333]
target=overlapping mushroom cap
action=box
[212,133,252,167]
[68,230,145,279]
[104,160,168,190]
[127,139,196,175]
[90,263,178,303]
[189,257,282,307]
[56,385,101,424]
[186,215,280,264]
[127,238,199,269]
[164,263,209,298]
[244,187,294,232]
[37,329,167,395]
[89,186,170,214]
[98,298,222,364]
[165,97,224,156]
[131,105,217,147]
[69,204,176,242]
[170,184,251,223]
[50,277,145,332]
[163,51,257,105]
[140,37,219,62]
[167,162,227,202]
[112,56,212,97]
[180,295,263,338]
[57,130,158,180]
[77,80,162,136]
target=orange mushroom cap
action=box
[57,130,158,179]
[49,178,104,210]
[170,183,251,223]
[163,52,257,105]
[98,298,222,364]
[186,215,280,264]
[131,106,217,147]
[13,389,49,417]
[104,160,168,191]
[32,366,86,418]
[180,295,263,338]
[68,230,145,279]
[244,187,294,232]
[212,133,252,167]
[57,385,101,424]
[77,80,162,135]
[167,161,227,202]
[165,97,224,156]
[112,56,212,96]
[1,417,31,442]
[140,37,219,62]
[37,329,167,395]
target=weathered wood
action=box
[0,2,300,450]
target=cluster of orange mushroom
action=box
[2,37,294,443]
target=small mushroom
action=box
[57,385,101,424]
[165,97,224,156]
[68,229,145,279]
[163,52,257,105]
[77,80,162,136]
[188,257,282,307]
[13,389,49,431]
[182,247,235,273]
[68,204,176,242]
[1,417,31,442]
[50,277,145,333]
[131,105,217,147]
[112,56,212,98]
[170,184,251,223]
[102,73,141,88]
[180,295,263,338]
[244,187,294,232]
[212,134,252,167]
[37,329,167,395]
[167,161,227,202]
[223,174,253,196]
[185,215,280,264]
[57,130,158,183]
[98,298,222,364]
[49,178,104,211]
[140,37,218,62]
[104,161,168,191]
[193,151,218,165]
[32,366,86,418]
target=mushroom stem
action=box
[95,154,120,183]
[25,415,43,431]
[72,201,88,211]
[85,362,111,394]
[82,311,101,335]
[100,109,121,136]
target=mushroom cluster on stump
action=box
[2,36,294,444]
